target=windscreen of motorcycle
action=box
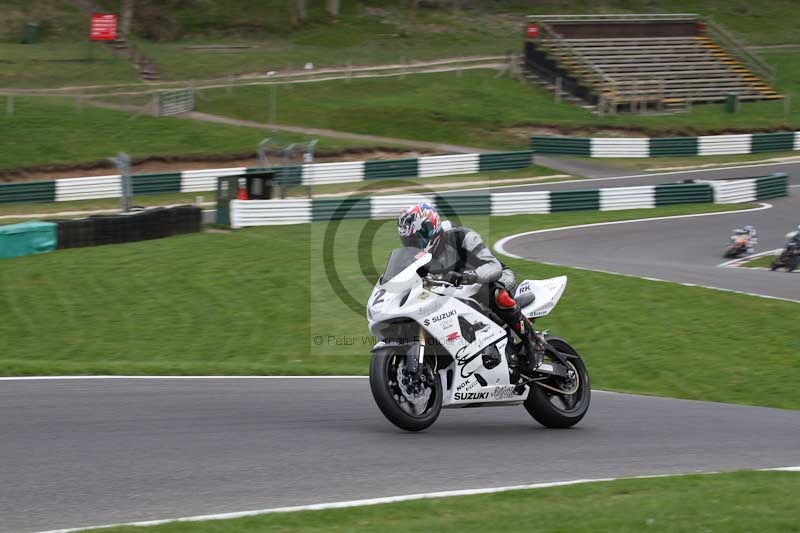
[380,247,431,284]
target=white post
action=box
[555,77,562,104]
[270,84,277,132]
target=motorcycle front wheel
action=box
[524,337,591,429]
[369,349,442,432]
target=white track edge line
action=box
[509,258,799,304]
[34,468,799,533]
[0,375,369,381]
[494,202,772,257]
[717,248,782,267]
[492,202,800,303]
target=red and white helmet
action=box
[397,202,443,253]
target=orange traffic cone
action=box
[236,186,248,200]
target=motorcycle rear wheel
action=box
[369,350,442,432]
[524,337,590,429]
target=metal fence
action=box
[157,89,194,116]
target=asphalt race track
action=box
[494,161,800,301]
[2,378,799,533]
[499,196,800,301]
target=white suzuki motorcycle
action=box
[367,247,590,431]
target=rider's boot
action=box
[495,289,543,371]
[512,316,544,371]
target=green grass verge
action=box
[742,255,776,268]
[0,191,211,222]
[740,254,798,272]
[83,471,800,533]
[0,96,382,171]
[3,202,798,411]
[196,61,800,151]
[574,151,800,172]
[0,43,141,88]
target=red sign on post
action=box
[90,13,118,41]
[527,24,538,39]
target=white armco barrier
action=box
[706,179,757,204]
[599,186,656,211]
[418,154,480,178]
[490,191,550,215]
[55,175,121,202]
[230,199,312,228]
[182,167,246,193]
[591,138,649,158]
[370,194,433,219]
[302,161,365,186]
[698,134,752,156]
[795,131,800,151]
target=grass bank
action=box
[2,202,798,410]
[85,471,800,533]
[0,96,379,171]
[196,57,800,150]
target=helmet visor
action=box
[400,232,429,250]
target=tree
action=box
[120,0,134,41]
[289,0,306,27]
[408,0,419,22]
[326,0,340,18]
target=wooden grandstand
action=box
[523,14,782,113]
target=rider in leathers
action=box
[397,203,542,369]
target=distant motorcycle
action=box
[723,234,752,259]
[770,231,799,272]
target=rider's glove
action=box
[446,270,477,286]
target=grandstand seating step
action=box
[524,18,781,110]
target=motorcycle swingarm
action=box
[533,361,569,378]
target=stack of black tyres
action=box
[56,205,202,250]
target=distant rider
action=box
[732,224,758,254]
[397,202,542,370]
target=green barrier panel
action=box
[311,197,372,221]
[756,173,788,199]
[0,180,56,204]
[649,137,699,157]
[435,194,491,217]
[751,132,795,153]
[365,159,419,180]
[0,221,57,259]
[530,136,591,156]
[478,151,534,172]
[550,189,600,212]
[132,173,182,195]
[655,183,713,206]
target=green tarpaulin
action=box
[0,221,57,259]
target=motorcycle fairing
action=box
[515,276,567,319]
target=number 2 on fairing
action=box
[372,288,386,306]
